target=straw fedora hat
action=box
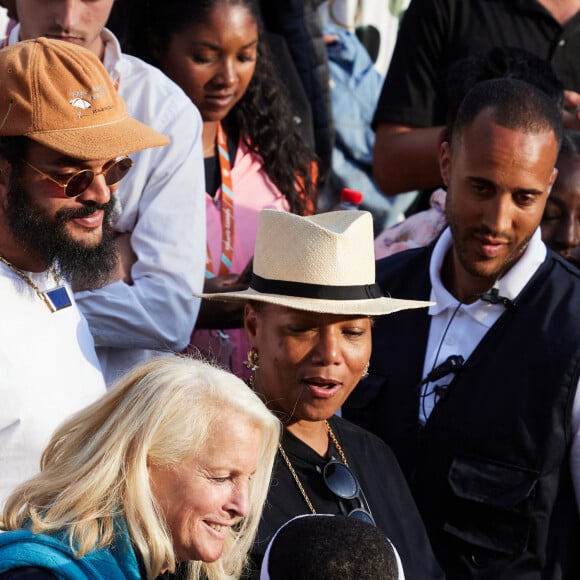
[198,210,432,316]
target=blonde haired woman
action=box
[0,357,280,580]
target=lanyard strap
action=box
[206,122,235,278]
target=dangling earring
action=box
[243,347,260,371]
[361,362,370,379]
[244,347,259,388]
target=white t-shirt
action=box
[0,265,106,507]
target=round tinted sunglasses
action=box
[23,156,134,198]
[323,459,376,525]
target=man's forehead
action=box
[454,108,559,146]
[452,116,559,165]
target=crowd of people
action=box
[0,0,578,579]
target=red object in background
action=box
[339,188,363,209]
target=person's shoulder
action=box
[0,530,70,570]
[544,251,580,288]
[551,252,580,276]
[377,244,431,268]
[116,52,200,132]
[117,52,193,103]
[397,0,456,22]
[522,252,580,337]
[0,529,61,551]
[376,244,432,282]
[331,416,396,457]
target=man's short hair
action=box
[263,515,400,580]
[448,77,563,149]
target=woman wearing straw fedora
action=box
[199,209,444,579]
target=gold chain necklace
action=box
[277,420,349,514]
[0,254,71,313]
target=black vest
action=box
[344,247,580,579]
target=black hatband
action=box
[250,274,383,301]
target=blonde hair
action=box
[1,356,280,580]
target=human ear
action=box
[439,140,452,187]
[244,303,259,342]
[547,167,558,195]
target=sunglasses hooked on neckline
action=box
[322,459,376,525]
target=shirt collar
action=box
[429,226,546,318]
[101,28,122,77]
[8,22,19,45]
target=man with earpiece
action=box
[344,77,580,579]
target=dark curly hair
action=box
[120,0,317,215]
[0,136,28,170]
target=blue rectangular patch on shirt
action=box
[45,286,72,311]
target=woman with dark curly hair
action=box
[132,0,318,376]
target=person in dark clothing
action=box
[199,209,444,580]
[372,0,580,201]
[344,77,580,579]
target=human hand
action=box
[563,90,580,129]
[196,274,249,329]
[113,232,137,284]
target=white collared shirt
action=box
[9,26,207,385]
[420,227,546,421]
[422,227,580,510]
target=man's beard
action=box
[446,200,533,285]
[6,179,119,290]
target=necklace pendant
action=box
[41,286,72,313]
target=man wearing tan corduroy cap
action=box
[0,38,169,508]
[7,0,206,386]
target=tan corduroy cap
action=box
[0,38,169,160]
[198,210,433,316]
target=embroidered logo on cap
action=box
[69,98,92,110]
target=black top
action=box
[344,247,580,578]
[373,0,580,129]
[247,415,444,579]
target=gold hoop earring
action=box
[243,347,259,372]
[361,362,370,379]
